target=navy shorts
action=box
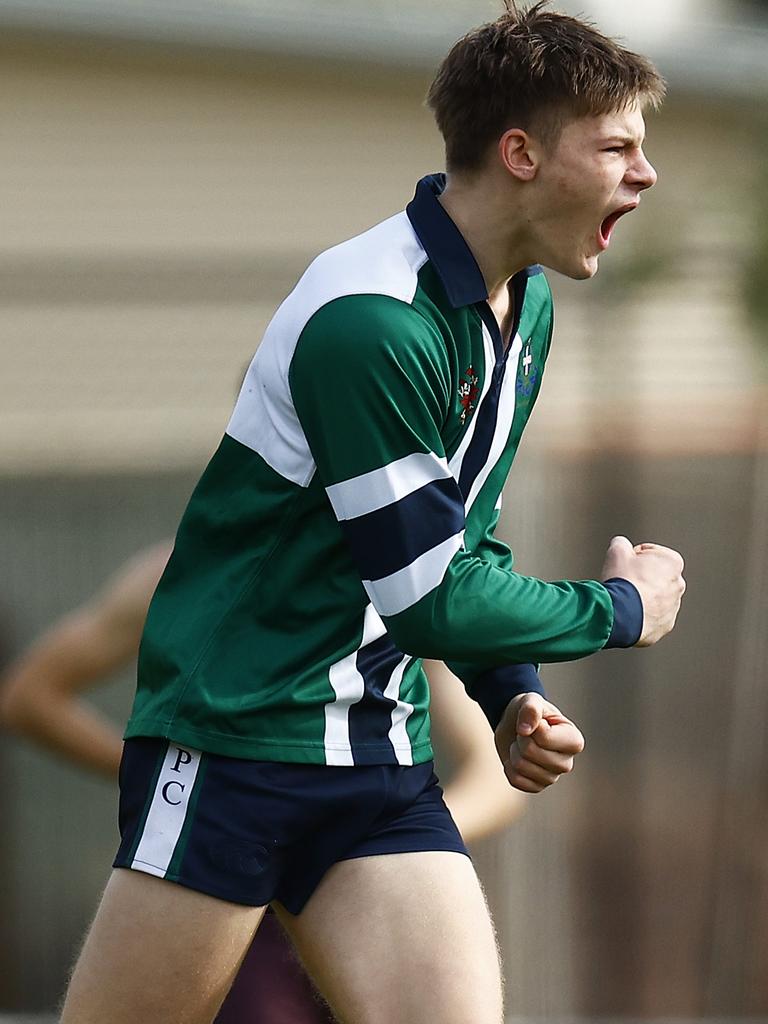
[114,738,467,915]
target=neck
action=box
[438,172,534,302]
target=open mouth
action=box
[598,204,637,249]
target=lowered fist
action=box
[494,692,585,794]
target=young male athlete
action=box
[0,542,525,1022]
[59,4,686,1023]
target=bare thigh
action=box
[60,869,265,1024]
[276,851,503,1024]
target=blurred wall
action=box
[1,24,767,1019]
[0,37,442,473]
[0,31,764,472]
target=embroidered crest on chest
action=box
[458,365,480,424]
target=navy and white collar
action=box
[406,174,488,309]
[406,174,540,312]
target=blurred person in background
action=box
[56,4,686,1023]
[0,542,525,1023]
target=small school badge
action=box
[516,340,538,399]
[458,365,479,424]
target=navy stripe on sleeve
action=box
[338,476,465,582]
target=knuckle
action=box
[567,730,585,755]
[520,758,541,777]
[509,772,541,794]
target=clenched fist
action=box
[601,535,686,646]
[494,693,585,794]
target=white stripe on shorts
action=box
[131,743,202,877]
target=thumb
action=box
[516,694,544,737]
[609,535,634,556]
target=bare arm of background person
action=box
[0,542,172,777]
[425,660,527,843]
[0,544,538,821]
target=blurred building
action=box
[0,0,766,472]
[1,0,767,1018]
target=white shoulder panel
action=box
[227,211,427,487]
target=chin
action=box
[576,252,601,280]
[570,264,598,281]
[541,252,600,281]
[559,261,598,281]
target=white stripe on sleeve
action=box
[326,451,452,521]
[363,531,464,618]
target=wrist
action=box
[468,664,545,731]
[602,577,643,647]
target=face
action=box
[526,101,657,280]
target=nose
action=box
[628,149,657,192]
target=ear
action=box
[498,128,539,182]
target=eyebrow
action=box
[601,133,644,147]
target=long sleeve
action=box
[443,507,544,727]
[289,293,631,682]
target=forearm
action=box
[0,641,126,779]
[425,660,526,842]
[442,765,525,844]
[385,561,618,666]
[0,550,165,779]
[3,687,122,777]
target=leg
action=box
[276,851,503,1024]
[61,869,265,1024]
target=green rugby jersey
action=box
[127,174,641,766]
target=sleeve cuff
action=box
[603,578,643,648]
[465,663,545,731]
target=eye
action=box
[603,146,625,153]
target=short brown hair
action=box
[427,1,665,173]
